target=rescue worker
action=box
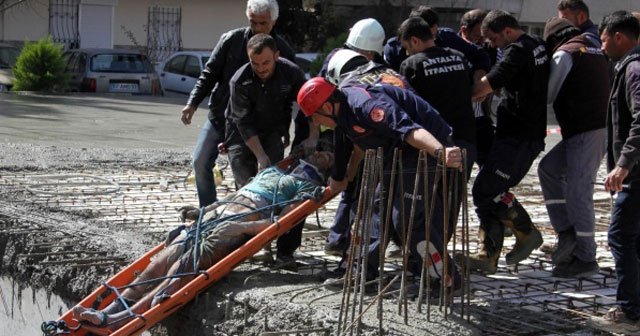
[397,16,477,246]
[383,5,490,78]
[181,0,296,208]
[315,18,391,256]
[297,76,462,288]
[225,33,306,264]
[398,16,477,172]
[538,18,609,278]
[461,10,549,274]
[322,49,411,256]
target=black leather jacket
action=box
[186,27,296,131]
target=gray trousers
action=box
[538,128,606,262]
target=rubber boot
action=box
[497,202,543,265]
[458,217,503,274]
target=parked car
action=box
[156,51,211,95]
[63,48,160,94]
[0,43,20,91]
[295,52,320,79]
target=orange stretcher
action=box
[46,183,334,335]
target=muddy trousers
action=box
[609,189,640,320]
[538,128,605,262]
[472,137,544,257]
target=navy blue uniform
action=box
[325,63,412,251]
[384,28,491,74]
[335,84,455,279]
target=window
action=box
[184,56,201,78]
[164,55,187,74]
[65,52,79,72]
[90,54,151,73]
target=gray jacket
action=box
[607,46,640,189]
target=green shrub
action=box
[12,36,68,92]
[309,32,348,76]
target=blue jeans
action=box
[192,119,220,207]
[538,128,605,262]
[608,188,640,320]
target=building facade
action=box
[0,0,245,62]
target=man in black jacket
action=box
[180,0,296,208]
[225,33,306,264]
[462,10,549,274]
[591,11,640,334]
[226,34,306,187]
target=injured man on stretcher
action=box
[72,151,334,329]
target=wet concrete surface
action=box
[1,91,619,336]
[0,92,206,150]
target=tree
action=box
[12,36,68,92]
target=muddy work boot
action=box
[498,203,543,265]
[551,229,577,265]
[456,221,503,274]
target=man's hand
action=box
[604,166,629,192]
[443,147,462,169]
[178,205,200,222]
[257,155,271,171]
[181,105,196,125]
[329,177,348,195]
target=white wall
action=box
[1,1,48,42]
[114,0,245,50]
[79,4,114,48]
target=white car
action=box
[156,51,211,95]
[0,43,20,91]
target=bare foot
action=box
[72,305,105,326]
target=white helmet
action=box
[346,18,385,55]
[326,49,368,85]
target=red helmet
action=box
[297,77,336,117]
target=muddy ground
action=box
[0,143,485,336]
[0,93,615,336]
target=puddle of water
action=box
[0,276,70,336]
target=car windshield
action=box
[90,53,151,73]
[0,46,20,69]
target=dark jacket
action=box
[383,28,490,74]
[225,57,306,145]
[400,46,475,143]
[607,46,640,189]
[186,27,296,128]
[486,34,549,140]
[553,34,609,139]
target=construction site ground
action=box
[0,93,625,335]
